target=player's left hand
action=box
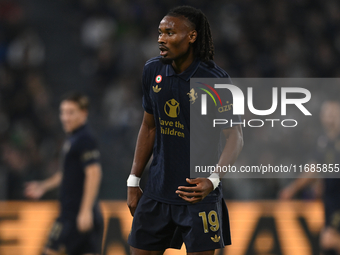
[77,209,93,233]
[176,178,214,204]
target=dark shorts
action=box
[128,195,231,253]
[45,214,103,255]
[324,198,340,232]
[326,209,340,232]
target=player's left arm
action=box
[176,125,243,204]
[215,124,244,177]
[77,162,102,233]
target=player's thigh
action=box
[44,218,69,254]
[76,222,103,255]
[128,195,177,251]
[42,248,60,255]
[130,246,165,255]
[320,226,340,250]
[321,209,340,250]
[174,199,231,253]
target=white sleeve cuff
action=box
[207,173,220,190]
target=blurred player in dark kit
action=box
[127,6,243,255]
[25,93,103,255]
[280,101,340,255]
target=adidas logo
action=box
[153,85,161,93]
[211,234,220,243]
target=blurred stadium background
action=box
[0,0,339,254]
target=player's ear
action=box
[82,109,89,118]
[189,30,197,44]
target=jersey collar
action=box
[165,58,201,81]
[70,123,87,135]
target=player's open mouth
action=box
[160,51,168,56]
[159,46,168,56]
[159,51,168,57]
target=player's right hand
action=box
[127,187,143,217]
[278,186,295,200]
[24,181,46,200]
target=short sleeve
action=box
[213,77,242,129]
[142,65,153,114]
[78,136,100,168]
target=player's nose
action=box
[158,33,166,44]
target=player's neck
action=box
[171,49,195,74]
[68,122,87,134]
[326,128,340,141]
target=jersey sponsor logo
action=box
[164,99,180,118]
[187,88,198,104]
[195,82,224,116]
[197,82,223,106]
[152,84,162,93]
[198,82,223,106]
[155,75,162,83]
[207,84,312,116]
[211,234,220,242]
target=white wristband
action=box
[127,174,141,187]
[207,173,220,190]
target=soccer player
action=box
[25,93,103,255]
[280,101,340,255]
[127,6,243,255]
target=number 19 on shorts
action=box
[198,210,220,233]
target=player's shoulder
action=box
[196,60,230,78]
[74,127,98,148]
[144,56,163,71]
[143,56,166,83]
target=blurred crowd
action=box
[0,0,63,199]
[0,0,340,200]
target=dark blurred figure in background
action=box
[25,93,103,255]
[280,101,340,255]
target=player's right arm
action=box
[279,162,318,200]
[24,171,63,200]
[127,111,156,216]
[279,172,317,200]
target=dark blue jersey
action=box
[314,135,340,225]
[142,57,239,204]
[60,124,101,219]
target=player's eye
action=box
[168,32,173,36]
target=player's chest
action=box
[61,139,79,161]
[149,75,191,111]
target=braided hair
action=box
[167,6,214,63]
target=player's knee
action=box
[130,247,143,255]
[130,246,164,255]
[42,248,59,255]
[130,246,138,255]
[322,250,338,255]
[320,228,340,251]
[187,251,215,255]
